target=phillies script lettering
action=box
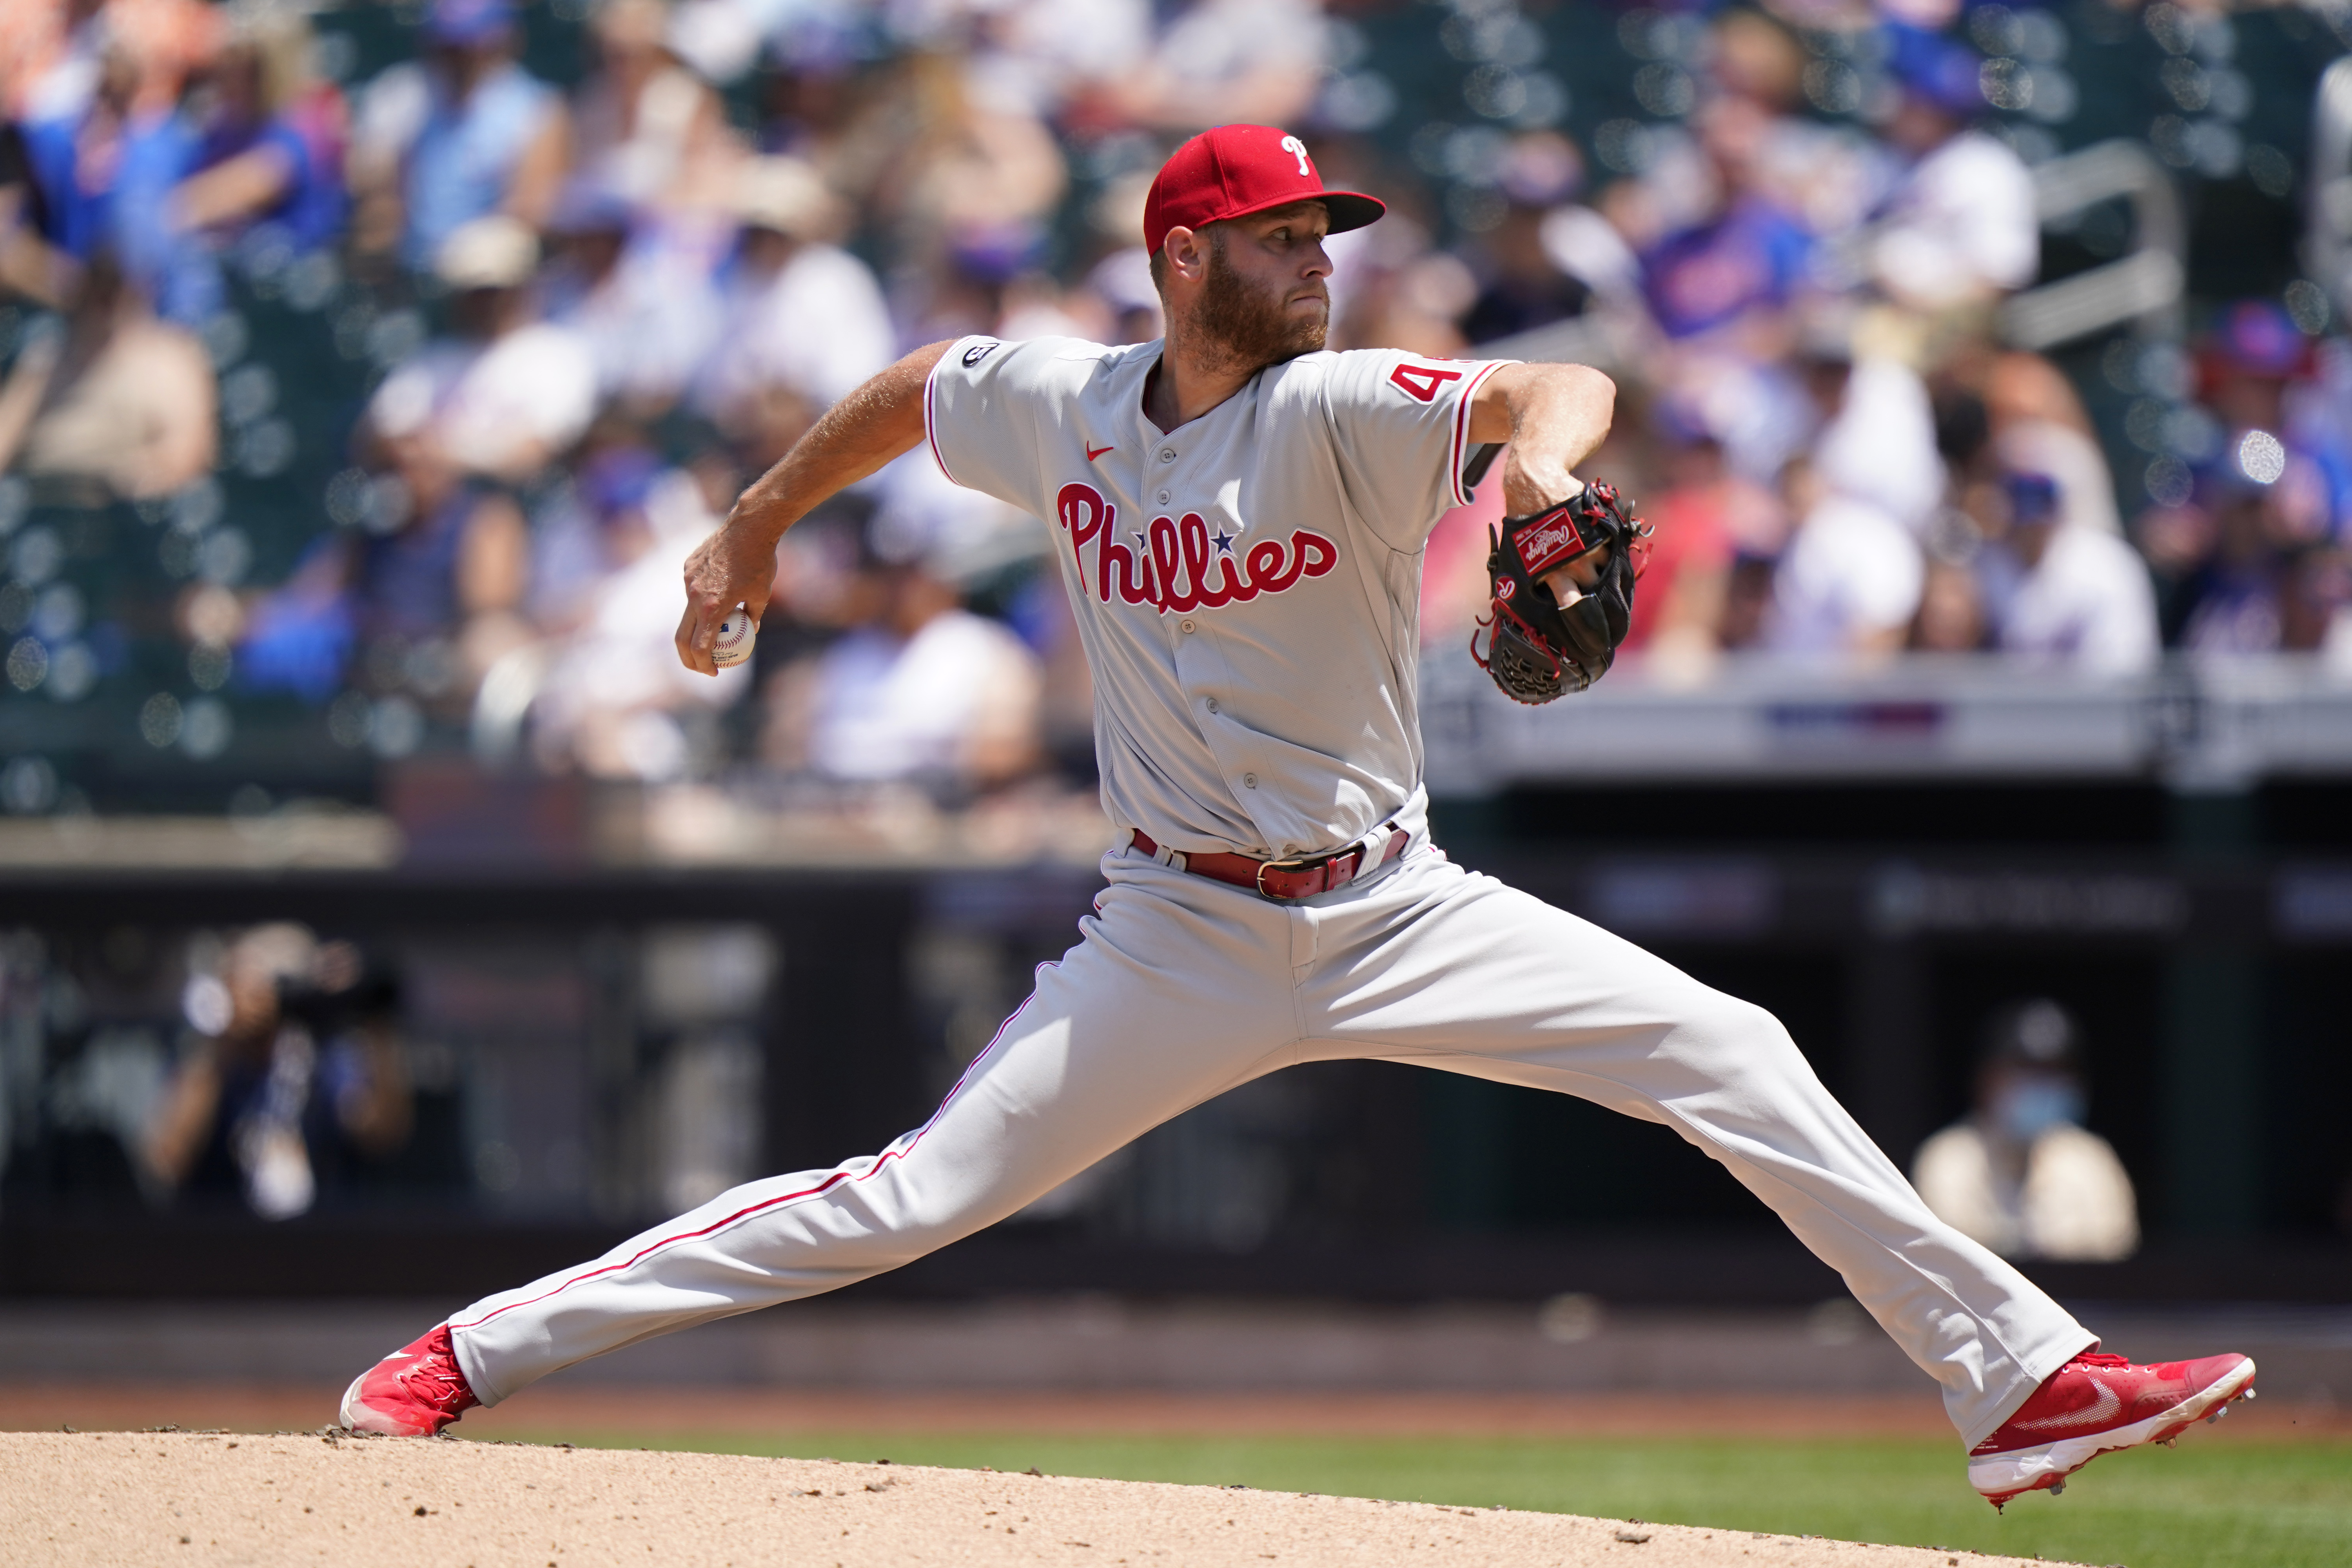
[1057,483,1336,614]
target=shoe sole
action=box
[1968,1356,2256,1505]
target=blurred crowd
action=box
[2,0,2350,806]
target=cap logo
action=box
[1279,134,1312,178]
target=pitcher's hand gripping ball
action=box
[711,604,757,668]
[1472,481,1650,703]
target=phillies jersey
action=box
[926,336,1509,860]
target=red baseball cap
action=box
[1142,125,1385,258]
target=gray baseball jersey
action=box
[926,336,1509,861]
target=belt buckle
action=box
[1254,854,1313,900]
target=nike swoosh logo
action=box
[2014,1378,2122,1432]
[1086,444,1115,461]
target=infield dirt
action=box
[3,1430,2082,1568]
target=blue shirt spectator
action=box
[1640,98,1816,342]
[1642,195,1815,341]
[349,0,569,269]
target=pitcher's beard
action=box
[1192,238,1327,376]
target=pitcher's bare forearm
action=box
[1466,361,1615,519]
[676,342,949,674]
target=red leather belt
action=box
[1128,824,1408,902]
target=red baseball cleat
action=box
[338,1324,481,1436]
[1968,1348,2256,1508]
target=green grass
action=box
[477,1427,2352,1568]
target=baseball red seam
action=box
[450,969,1058,1332]
[1450,359,1508,508]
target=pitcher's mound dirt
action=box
[2,1431,2077,1568]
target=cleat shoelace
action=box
[393,1357,475,1418]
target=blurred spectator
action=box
[0,250,214,498]
[145,11,348,323]
[1911,554,1987,653]
[1641,96,1815,345]
[765,523,1044,797]
[1710,9,1879,247]
[1974,468,2159,674]
[7,0,109,126]
[1459,132,1591,346]
[1802,314,1946,535]
[1765,456,1923,659]
[1082,243,1163,347]
[1328,211,1472,360]
[15,31,191,288]
[890,61,1066,313]
[539,178,721,414]
[1865,25,2037,316]
[145,926,412,1220]
[1115,0,1323,134]
[526,418,666,631]
[1975,354,2122,535]
[245,221,558,704]
[1912,998,2138,1263]
[239,425,529,711]
[348,0,570,269]
[2141,303,2347,652]
[1619,425,1753,678]
[363,214,596,483]
[570,0,734,212]
[0,117,74,305]
[964,0,1151,125]
[692,155,892,452]
[526,443,750,780]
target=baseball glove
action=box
[1471,481,1650,704]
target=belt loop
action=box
[1155,842,1187,872]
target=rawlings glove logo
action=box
[1472,482,1650,704]
[1511,512,1595,577]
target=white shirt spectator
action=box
[2000,419,2121,535]
[545,232,726,407]
[368,324,599,480]
[531,470,751,779]
[869,447,1051,586]
[965,0,1152,118]
[1813,356,1947,534]
[1870,130,2038,310]
[1766,495,1925,654]
[807,609,1042,783]
[1913,1120,2139,1263]
[695,241,896,419]
[1981,526,2160,675]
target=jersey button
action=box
[1158,448,1176,463]
[1206,698,1219,714]
[1243,773,1258,789]
[1157,489,1171,504]
[1179,618,1196,633]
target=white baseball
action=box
[711,604,757,668]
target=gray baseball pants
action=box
[446,838,2093,1447]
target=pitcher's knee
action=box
[1669,989,1810,1079]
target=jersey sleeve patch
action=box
[1389,361,1465,403]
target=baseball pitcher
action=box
[341,126,2250,1508]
